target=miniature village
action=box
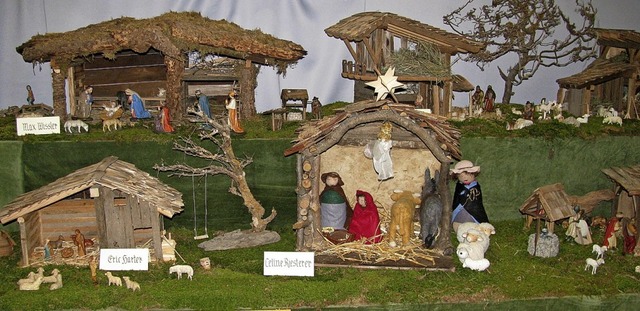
[1,3,640,310]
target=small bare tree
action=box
[154,108,276,232]
[444,0,597,104]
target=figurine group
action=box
[193,89,244,133]
[319,158,494,271]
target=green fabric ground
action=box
[2,136,640,232]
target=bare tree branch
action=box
[444,0,597,104]
[153,108,276,232]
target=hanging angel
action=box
[364,122,394,181]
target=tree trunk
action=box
[501,68,519,105]
[164,56,185,120]
[222,131,276,232]
[239,60,257,119]
[51,67,67,119]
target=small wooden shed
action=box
[325,12,484,116]
[520,183,575,234]
[556,28,640,118]
[284,100,461,255]
[0,156,183,266]
[602,164,640,255]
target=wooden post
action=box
[627,77,636,119]
[51,66,67,118]
[68,67,76,119]
[18,217,28,267]
[432,85,440,116]
[581,87,592,115]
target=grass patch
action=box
[1,220,639,310]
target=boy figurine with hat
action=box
[451,160,488,232]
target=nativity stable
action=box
[0,156,183,266]
[325,11,484,116]
[285,100,461,257]
[557,28,640,118]
[16,11,306,121]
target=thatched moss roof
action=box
[16,11,307,73]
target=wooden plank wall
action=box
[23,212,42,255]
[81,50,167,98]
[39,199,98,243]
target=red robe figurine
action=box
[348,190,382,244]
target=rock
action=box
[197,229,281,251]
[528,233,559,258]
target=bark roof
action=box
[16,11,306,73]
[325,12,484,55]
[284,100,461,161]
[0,156,184,224]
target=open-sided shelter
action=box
[0,156,183,266]
[325,12,484,116]
[556,28,640,117]
[602,164,640,255]
[284,100,461,255]
[520,183,575,235]
[16,11,306,121]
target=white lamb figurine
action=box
[592,244,608,260]
[456,222,496,243]
[585,258,605,275]
[169,265,194,280]
[49,274,63,291]
[603,116,623,126]
[122,276,141,291]
[456,241,486,264]
[18,276,44,290]
[105,271,123,286]
[64,119,89,133]
[462,258,491,271]
[42,268,60,283]
[16,272,37,286]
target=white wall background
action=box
[1,0,638,112]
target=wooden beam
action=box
[362,37,381,75]
[343,39,357,61]
[18,217,28,267]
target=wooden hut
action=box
[556,28,640,118]
[284,100,461,257]
[324,12,484,116]
[601,164,640,255]
[520,183,575,235]
[0,156,183,266]
[16,11,306,121]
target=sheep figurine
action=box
[122,276,141,291]
[16,272,37,286]
[49,274,63,291]
[105,271,123,286]
[457,222,495,253]
[462,258,491,271]
[585,258,605,275]
[456,241,486,264]
[42,268,60,284]
[169,265,194,280]
[592,244,608,260]
[456,222,496,243]
[603,115,623,126]
[18,276,44,291]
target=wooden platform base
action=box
[315,253,455,271]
